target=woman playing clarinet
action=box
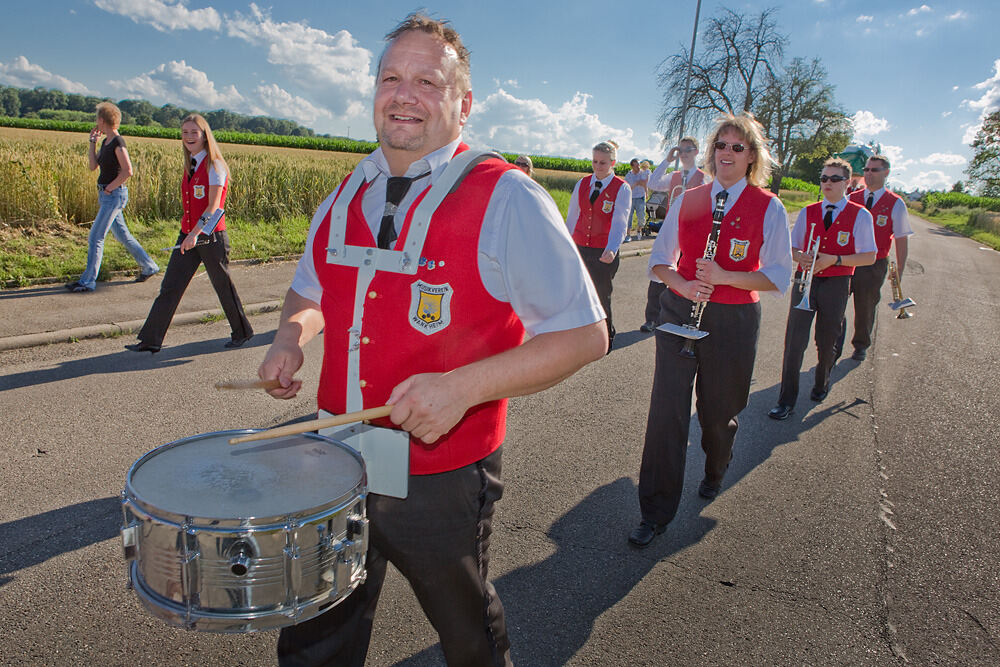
[628,113,794,548]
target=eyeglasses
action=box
[679,147,697,153]
[514,161,528,167]
[713,141,746,153]
[819,174,848,183]
[863,167,885,172]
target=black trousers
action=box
[576,245,619,345]
[644,280,667,326]
[836,257,888,355]
[777,274,851,407]
[638,289,760,525]
[137,230,252,347]
[277,448,511,667]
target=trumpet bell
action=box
[889,297,916,311]
[656,322,710,341]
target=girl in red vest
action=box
[126,114,253,353]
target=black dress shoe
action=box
[639,321,655,333]
[809,386,829,402]
[125,342,160,353]
[768,404,793,420]
[628,520,666,548]
[851,348,867,361]
[134,270,159,283]
[698,479,722,499]
[224,333,254,348]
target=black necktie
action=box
[590,180,602,204]
[189,157,196,179]
[865,193,874,211]
[824,204,835,230]
[378,172,428,249]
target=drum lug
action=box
[121,522,140,562]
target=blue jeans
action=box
[78,185,158,289]
[629,196,646,233]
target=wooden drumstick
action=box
[228,405,394,445]
[214,378,284,391]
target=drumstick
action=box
[228,405,394,445]
[214,378,283,391]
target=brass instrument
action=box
[667,183,685,209]
[794,222,822,312]
[888,258,915,318]
[658,191,728,357]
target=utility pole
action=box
[674,0,702,168]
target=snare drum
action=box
[120,430,367,633]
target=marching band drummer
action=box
[641,136,708,332]
[628,113,793,548]
[768,158,876,421]
[258,13,607,666]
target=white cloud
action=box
[851,110,891,139]
[880,144,913,172]
[0,56,96,94]
[920,152,966,166]
[946,10,968,20]
[464,88,660,160]
[226,4,373,118]
[856,15,874,23]
[253,83,333,127]
[953,85,959,91]
[93,0,221,32]
[942,111,952,118]
[907,5,932,16]
[961,59,1000,144]
[112,60,248,110]
[905,170,952,191]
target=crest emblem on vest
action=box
[409,281,452,335]
[602,200,614,214]
[876,214,888,227]
[193,185,206,199]
[729,238,749,261]
[837,231,851,246]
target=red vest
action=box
[572,175,625,248]
[675,184,773,304]
[805,201,863,277]
[666,168,706,212]
[181,159,227,234]
[312,151,525,475]
[850,189,901,259]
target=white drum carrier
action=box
[120,430,367,633]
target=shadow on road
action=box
[0,277,148,301]
[0,329,275,393]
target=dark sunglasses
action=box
[714,141,746,153]
[819,174,848,183]
[514,161,529,167]
[863,167,885,172]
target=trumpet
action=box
[667,183,685,209]
[794,223,821,312]
[658,191,728,357]
[888,258,915,318]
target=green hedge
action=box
[923,191,1000,212]
[774,176,820,197]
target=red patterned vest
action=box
[805,201,863,277]
[850,189,901,259]
[312,150,525,475]
[181,159,227,233]
[572,174,626,248]
[675,184,773,304]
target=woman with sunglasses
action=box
[629,113,793,548]
[767,158,876,420]
[125,113,253,353]
[513,155,534,178]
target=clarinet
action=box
[678,191,728,358]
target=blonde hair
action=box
[513,155,534,177]
[822,157,852,180]
[381,13,471,93]
[96,102,122,129]
[679,136,699,151]
[703,113,776,188]
[593,140,618,162]
[181,113,228,180]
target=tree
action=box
[951,181,965,193]
[966,110,1000,197]
[0,87,20,116]
[655,7,786,138]
[753,57,851,193]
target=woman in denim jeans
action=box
[66,102,158,292]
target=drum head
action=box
[128,432,363,520]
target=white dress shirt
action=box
[564,174,632,255]
[864,187,914,238]
[648,158,701,192]
[791,197,877,255]
[291,138,604,337]
[648,178,794,296]
[191,149,226,186]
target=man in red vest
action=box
[566,140,631,351]
[258,13,607,666]
[641,136,707,331]
[768,158,876,420]
[835,155,914,361]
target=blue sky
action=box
[1,0,997,192]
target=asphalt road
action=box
[1,214,997,666]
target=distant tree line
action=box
[0,84,319,137]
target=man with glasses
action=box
[768,158,876,421]
[641,137,707,331]
[835,155,913,362]
[624,158,650,242]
